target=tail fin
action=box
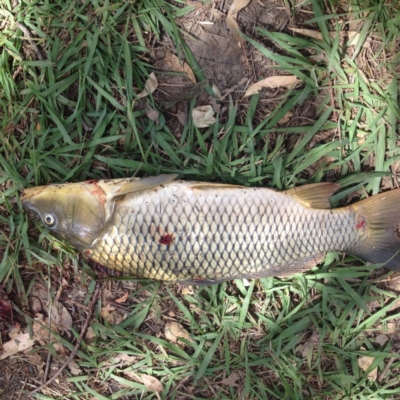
[352,189,400,270]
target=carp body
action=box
[21,175,400,284]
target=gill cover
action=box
[21,182,108,251]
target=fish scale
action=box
[89,182,360,282]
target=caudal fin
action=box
[352,189,400,270]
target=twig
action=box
[43,352,52,383]
[15,22,44,61]
[378,357,395,382]
[29,282,101,396]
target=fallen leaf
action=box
[164,52,196,83]
[29,283,72,334]
[278,111,293,124]
[244,75,300,97]
[192,105,216,128]
[226,0,252,47]
[26,353,45,375]
[181,286,194,295]
[358,355,377,381]
[141,374,163,392]
[50,301,72,333]
[176,109,187,126]
[218,371,241,386]
[122,371,163,393]
[85,326,96,343]
[68,360,82,376]
[165,321,190,344]
[376,322,397,334]
[289,28,363,47]
[4,121,16,135]
[375,334,389,346]
[115,293,129,304]
[212,84,221,99]
[28,283,48,313]
[137,73,158,99]
[113,353,138,365]
[0,333,35,360]
[8,327,22,340]
[101,304,116,325]
[146,107,160,124]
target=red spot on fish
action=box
[356,220,365,229]
[160,234,174,245]
[85,179,99,184]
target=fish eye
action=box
[43,213,56,227]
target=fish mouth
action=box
[20,186,46,212]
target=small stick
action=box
[15,22,44,60]
[29,282,101,396]
[378,357,395,382]
[43,352,52,383]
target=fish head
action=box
[21,181,109,251]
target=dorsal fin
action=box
[115,174,178,197]
[190,182,245,190]
[285,182,340,209]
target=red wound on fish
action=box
[160,234,174,245]
[356,220,365,229]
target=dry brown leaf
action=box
[289,28,362,46]
[375,334,389,346]
[29,283,72,333]
[176,109,187,126]
[113,353,138,365]
[278,111,293,124]
[192,105,216,128]
[244,75,300,97]
[137,73,158,99]
[115,293,129,304]
[122,370,163,392]
[146,108,160,125]
[85,327,96,343]
[164,52,196,84]
[141,374,163,392]
[226,0,252,47]
[212,84,221,99]
[219,371,241,387]
[0,333,35,360]
[388,273,400,292]
[181,286,194,295]
[165,321,190,344]
[32,318,56,345]
[68,360,82,376]
[8,327,22,340]
[26,353,45,375]
[50,301,72,333]
[376,322,397,334]
[358,355,377,381]
[101,304,116,325]
[28,283,48,313]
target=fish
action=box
[21,174,400,284]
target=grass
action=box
[0,0,400,398]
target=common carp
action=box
[21,175,400,284]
